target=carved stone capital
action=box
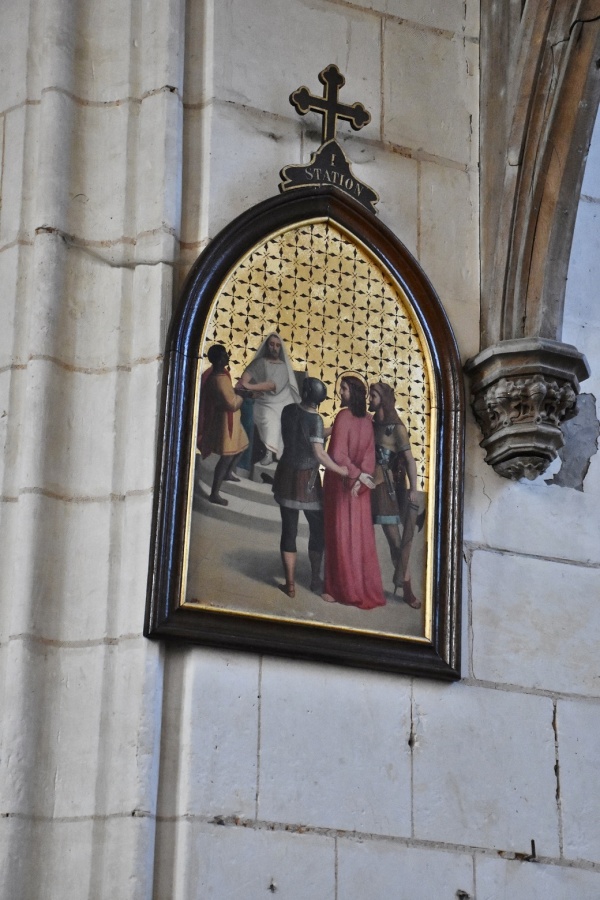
[465,339,590,480]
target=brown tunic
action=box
[371,419,410,524]
[201,373,249,457]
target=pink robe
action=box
[323,409,386,609]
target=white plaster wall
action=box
[1,0,599,898]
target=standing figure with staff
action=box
[368,381,422,609]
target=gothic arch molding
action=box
[480,0,600,344]
[468,0,599,479]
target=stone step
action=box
[196,454,280,507]
[194,454,309,536]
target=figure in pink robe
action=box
[322,376,386,610]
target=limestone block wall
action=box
[0,0,181,895]
[0,0,599,898]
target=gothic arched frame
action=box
[145,187,464,679]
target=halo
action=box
[335,370,368,396]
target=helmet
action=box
[302,376,327,406]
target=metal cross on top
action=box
[290,64,371,143]
[280,64,378,213]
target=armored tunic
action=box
[371,419,410,524]
[273,404,324,510]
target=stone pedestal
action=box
[465,338,590,480]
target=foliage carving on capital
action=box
[465,339,590,481]
[473,375,577,434]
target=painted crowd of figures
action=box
[197,333,422,611]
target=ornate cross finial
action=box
[290,64,371,144]
[280,64,378,213]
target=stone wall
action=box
[0,1,599,897]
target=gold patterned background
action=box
[201,221,432,490]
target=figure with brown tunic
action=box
[368,381,421,609]
[198,344,250,506]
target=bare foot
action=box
[321,593,336,603]
[278,582,295,598]
[209,494,228,506]
[402,581,421,609]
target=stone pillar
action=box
[0,0,185,895]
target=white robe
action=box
[253,361,298,457]
[243,335,301,458]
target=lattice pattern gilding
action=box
[202,222,432,490]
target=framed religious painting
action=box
[145,68,464,678]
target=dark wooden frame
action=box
[145,186,464,679]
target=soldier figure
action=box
[272,377,347,598]
[368,382,421,609]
